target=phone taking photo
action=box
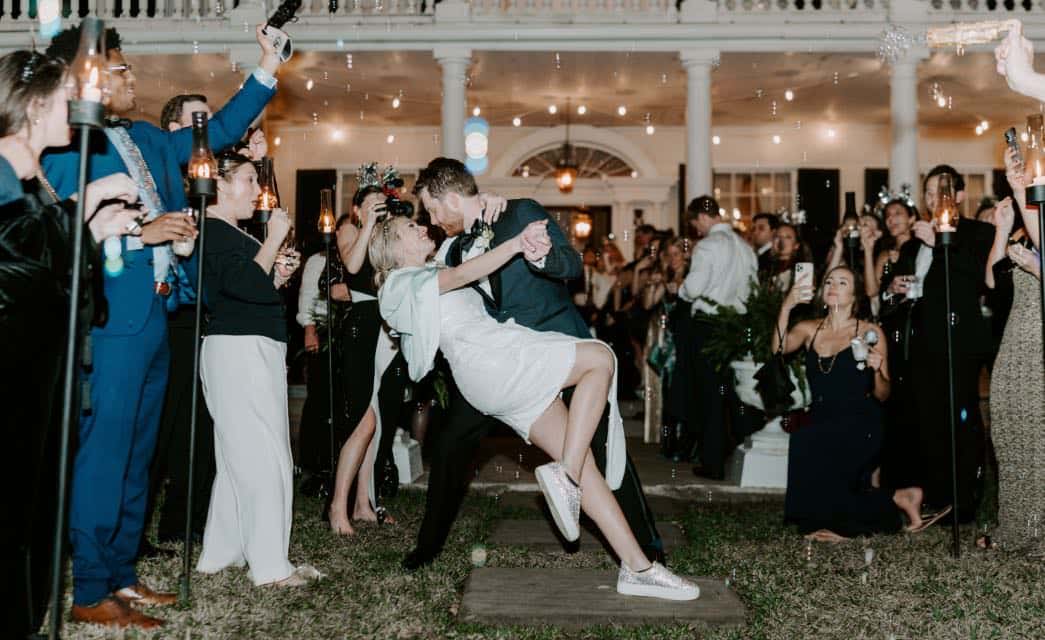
[794,262,814,302]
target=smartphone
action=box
[1005,127,1024,174]
[794,262,814,302]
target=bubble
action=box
[470,544,488,567]
[825,179,831,188]
[755,88,764,99]
[864,548,875,565]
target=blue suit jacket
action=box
[41,75,275,337]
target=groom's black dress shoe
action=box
[401,548,439,572]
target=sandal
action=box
[906,505,952,533]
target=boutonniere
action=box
[473,221,495,251]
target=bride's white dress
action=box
[379,266,627,489]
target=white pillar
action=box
[612,200,632,260]
[890,53,923,199]
[434,46,471,162]
[681,49,717,204]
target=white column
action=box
[890,53,922,199]
[681,49,717,203]
[612,200,632,260]
[434,46,472,162]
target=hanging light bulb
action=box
[317,188,335,235]
[512,116,522,127]
[617,105,627,116]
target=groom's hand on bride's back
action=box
[479,192,509,224]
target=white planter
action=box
[725,358,809,489]
[392,428,423,484]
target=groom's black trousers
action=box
[415,379,662,557]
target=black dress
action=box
[877,239,919,490]
[785,322,901,537]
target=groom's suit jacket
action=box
[444,198,588,339]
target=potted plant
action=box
[700,277,810,488]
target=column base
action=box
[726,417,789,489]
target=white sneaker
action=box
[534,462,581,542]
[616,561,700,601]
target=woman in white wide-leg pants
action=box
[194,151,319,588]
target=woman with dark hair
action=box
[321,174,403,535]
[0,50,148,630]
[772,266,945,539]
[196,151,318,588]
[764,222,810,292]
[873,197,923,490]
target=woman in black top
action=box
[873,198,921,490]
[323,183,405,535]
[196,151,319,588]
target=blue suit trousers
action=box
[70,297,169,605]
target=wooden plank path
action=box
[459,568,746,628]
[488,518,687,552]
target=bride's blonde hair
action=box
[368,215,406,289]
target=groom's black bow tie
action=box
[456,219,487,255]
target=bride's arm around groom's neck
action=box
[511,198,583,280]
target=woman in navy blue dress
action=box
[772,265,943,539]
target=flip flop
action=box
[906,505,953,533]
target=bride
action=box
[370,215,698,601]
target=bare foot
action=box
[805,529,849,543]
[893,486,924,530]
[352,505,397,525]
[329,506,355,536]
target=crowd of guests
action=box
[595,161,1042,546]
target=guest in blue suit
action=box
[41,23,282,628]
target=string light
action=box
[617,105,627,116]
[512,116,522,127]
[772,134,781,144]
[577,104,587,115]
[548,104,558,115]
[305,78,314,91]
[784,88,795,101]
[645,124,655,135]
[386,134,395,144]
[712,135,721,145]
[392,96,401,109]
[472,106,481,116]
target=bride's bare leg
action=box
[557,343,614,483]
[529,399,650,571]
[352,429,379,521]
[329,408,376,535]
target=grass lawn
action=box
[61,489,1045,639]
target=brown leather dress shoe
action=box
[114,581,178,607]
[70,596,165,629]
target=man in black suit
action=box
[904,165,994,520]
[402,158,663,570]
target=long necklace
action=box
[814,317,857,375]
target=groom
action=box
[403,157,664,570]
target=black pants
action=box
[681,319,734,476]
[298,348,333,475]
[414,375,662,557]
[912,351,985,520]
[374,351,409,495]
[142,309,215,545]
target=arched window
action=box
[512,145,635,179]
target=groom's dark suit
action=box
[410,198,663,565]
